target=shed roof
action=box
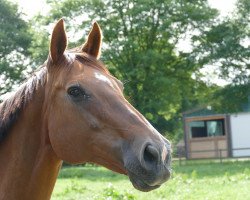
[183,106,218,118]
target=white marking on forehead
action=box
[94,72,113,87]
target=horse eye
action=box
[67,86,83,97]
[67,86,90,102]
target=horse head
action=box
[45,19,171,192]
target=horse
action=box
[0,19,171,200]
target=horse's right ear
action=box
[50,19,67,64]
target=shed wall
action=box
[184,115,228,159]
[230,113,250,157]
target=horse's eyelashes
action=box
[67,86,89,101]
[68,87,81,96]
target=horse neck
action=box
[0,84,62,200]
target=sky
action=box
[9,0,49,18]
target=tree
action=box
[191,0,250,113]
[212,83,250,113]
[0,0,31,96]
[31,0,218,136]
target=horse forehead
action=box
[93,72,113,86]
[60,60,117,88]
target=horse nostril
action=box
[143,144,159,166]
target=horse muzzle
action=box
[123,142,171,192]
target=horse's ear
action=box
[50,18,67,63]
[81,22,102,59]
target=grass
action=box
[51,160,250,200]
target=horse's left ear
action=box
[81,22,102,59]
[50,18,67,63]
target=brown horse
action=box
[0,19,171,200]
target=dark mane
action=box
[0,67,47,143]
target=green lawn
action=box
[52,160,250,200]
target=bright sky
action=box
[10,0,238,19]
[208,0,237,15]
[9,0,49,18]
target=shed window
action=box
[189,119,225,138]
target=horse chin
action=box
[106,163,159,192]
[107,163,160,192]
[127,171,161,192]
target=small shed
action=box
[183,107,250,159]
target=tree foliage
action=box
[1,0,249,141]
[212,83,250,113]
[191,0,250,113]
[0,0,31,95]
[193,0,250,83]
[33,0,218,135]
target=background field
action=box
[52,160,250,200]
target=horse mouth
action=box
[127,171,161,192]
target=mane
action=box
[0,66,47,143]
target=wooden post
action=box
[179,152,182,166]
[219,149,222,164]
